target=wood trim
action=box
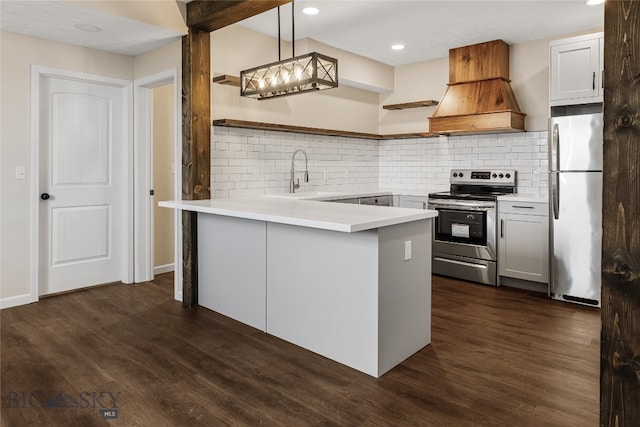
[212,118,438,140]
[212,74,241,87]
[382,100,439,110]
[187,0,290,32]
[428,111,525,135]
[601,2,640,425]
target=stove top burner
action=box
[428,169,518,202]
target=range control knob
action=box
[505,173,511,179]
[498,173,504,178]
[492,173,497,178]
[459,172,464,178]
[453,173,458,177]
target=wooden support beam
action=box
[182,28,211,308]
[182,1,286,307]
[601,1,640,426]
[187,0,290,32]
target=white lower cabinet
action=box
[397,195,428,209]
[498,201,549,285]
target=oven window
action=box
[434,208,487,246]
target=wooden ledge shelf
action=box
[212,74,240,87]
[212,119,436,140]
[382,100,439,110]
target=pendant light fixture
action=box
[240,1,338,100]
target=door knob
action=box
[40,193,50,200]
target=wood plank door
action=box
[38,76,127,295]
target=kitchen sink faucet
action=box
[290,149,309,193]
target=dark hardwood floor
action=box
[1,274,600,426]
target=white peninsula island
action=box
[160,193,438,377]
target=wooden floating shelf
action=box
[212,119,436,140]
[212,74,240,87]
[382,100,439,110]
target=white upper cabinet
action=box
[549,32,604,106]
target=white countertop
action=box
[159,196,437,233]
[261,188,433,200]
[498,194,548,203]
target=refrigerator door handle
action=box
[552,172,559,220]
[551,123,559,171]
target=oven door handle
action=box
[428,201,495,210]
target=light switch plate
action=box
[404,240,412,261]
[15,165,26,180]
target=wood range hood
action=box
[429,39,525,135]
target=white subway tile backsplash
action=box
[211,127,549,197]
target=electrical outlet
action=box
[404,240,412,261]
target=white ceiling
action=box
[0,1,185,56]
[239,0,604,66]
[0,1,603,64]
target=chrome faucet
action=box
[290,149,309,193]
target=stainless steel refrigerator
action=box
[548,112,603,307]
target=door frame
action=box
[133,69,182,301]
[29,66,134,303]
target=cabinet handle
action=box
[500,219,504,238]
[512,205,534,209]
[592,71,596,90]
[601,70,604,89]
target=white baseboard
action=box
[1,293,37,310]
[154,263,175,275]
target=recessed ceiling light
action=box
[74,23,103,33]
[586,0,604,5]
[302,7,320,15]
[392,44,405,51]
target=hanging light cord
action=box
[277,2,296,61]
[291,0,295,58]
[277,6,281,61]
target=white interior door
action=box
[39,76,126,295]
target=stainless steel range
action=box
[428,169,517,286]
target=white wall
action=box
[379,28,603,134]
[379,132,548,196]
[0,31,135,302]
[378,57,448,134]
[134,39,181,79]
[153,84,175,269]
[0,30,181,304]
[211,25,381,134]
[211,24,603,135]
[211,127,379,199]
[211,127,548,198]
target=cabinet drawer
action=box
[359,195,391,206]
[499,201,548,216]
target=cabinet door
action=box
[398,195,427,209]
[498,213,549,283]
[550,38,600,105]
